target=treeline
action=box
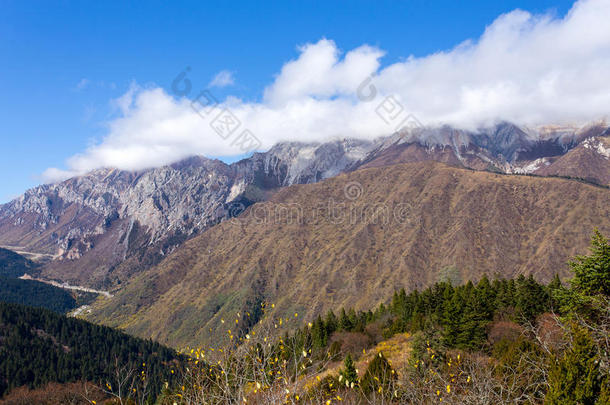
[0,302,182,400]
[304,273,554,352]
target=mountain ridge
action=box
[1,121,608,289]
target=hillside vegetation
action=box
[0,302,181,402]
[151,230,610,404]
[0,248,37,279]
[0,277,76,313]
[0,248,81,313]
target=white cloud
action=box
[209,70,235,88]
[75,78,90,91]
[45,0,610,182]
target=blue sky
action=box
[0,0,581,202]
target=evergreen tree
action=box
[545,326,603,404]
[516,275,548,320]
[324,310,338,334]
[311,316,327,348]
[570,229,610,297]
[340,353,358,386]
[457,285,490,349]
[441,290,463,347]
[548,273,562,290]
[339,308,352,331]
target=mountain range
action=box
[1,121,609,347]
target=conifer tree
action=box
[570,229,610,297]
[340,353,358,386]
[311,316,327,348]
[324,310,338,334]
[545,326,603,404]
[339,308,352,331]
[441,290,463,347]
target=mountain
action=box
[85,161,610,348]
[0,140,373,288]
[535,135,610,185]
[0,122,607,290]
[358,122,610,184]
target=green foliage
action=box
[0,302,181,400]
[570,229,610,297]
[360,352,395,395]
[0,277,77,313]
[515,274,550,320]
[340,353,358,386]
[441,288,463,347]
[311,316,328,349]
[545,326,603,404]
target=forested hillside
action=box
[0,248,37,278]
[0,248,80,313]
[0,302,182,402]
[1,230,608,404]
[0,277,76,313]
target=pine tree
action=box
[516,275,548,320]
[545,326,602,404]
[457,286,490,349]
[441,290,463,347]
[324,310,338,334]
[339,308,352,331]
[340,353,358,386]
[570,229,610,297]
[548,274,562,290]
[311,316,327,349]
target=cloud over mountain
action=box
[44,0,610,181]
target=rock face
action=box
[0,140,374,287]
[0,122,607,288]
